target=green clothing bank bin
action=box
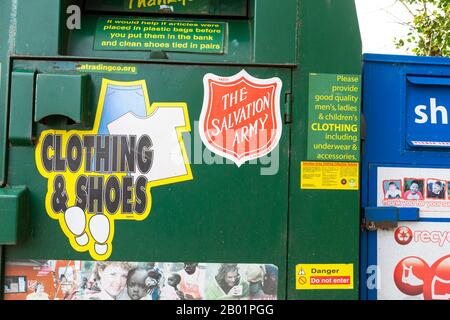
[0,0,362,300]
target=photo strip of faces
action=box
[4,260,278,300]
[383,177,448,200]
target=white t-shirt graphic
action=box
[107,107,188,182]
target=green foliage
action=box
[394,0,450,56]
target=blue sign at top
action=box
[406,76,450,148]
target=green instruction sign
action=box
[307,73,361,162]
[95,17,226,54]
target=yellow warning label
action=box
[296,264,354,290]
[300,162,359,190]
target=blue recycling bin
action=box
[361,54,450,300]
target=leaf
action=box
[394,0,449,56]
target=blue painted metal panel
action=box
[365,207,420,223]
[361,54,450,300]
[365,207,398,223]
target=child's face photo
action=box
[184,263,198,275]
[432,182,443,194]
[410,183,419,194]
[168,275,180,288]
[389,183,398,191]
[225,270,240,287]
[99,264,128,298]
[127,269,148,300]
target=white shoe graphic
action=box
[402,264,424,286]
[64,207,89,246]
[89,214,110,256]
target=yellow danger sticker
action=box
[300,162,359,190]
[296,264,354,290]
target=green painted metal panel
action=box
[5,59,292,299]
[0,0,364,301]
[287,0,362,300]
[0,0,12,299]
[251,0,297,64]
[0,187,29,245]
[35,73,90,125]
[0,0,12,186]
[67,0,297,65]
[9,71,35,146]
[15,0,63,55]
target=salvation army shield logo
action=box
[199,70,283,167]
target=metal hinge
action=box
[363,218,396,231]
[363,207,420,231]
[284,92,293,124]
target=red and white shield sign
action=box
[199,70,283,167]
